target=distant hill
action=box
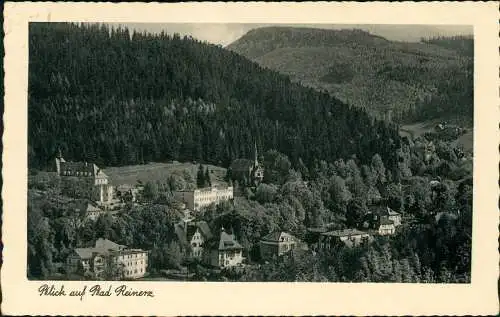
[227,26,473,124]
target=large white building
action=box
[55,151,114,206]
[174,186,233,211]
[66,238,148,280]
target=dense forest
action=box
[228,27,473,124]
[29,22,400,172]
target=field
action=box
[453,130,474,152]
[399,120,440,139]
[400,120,473,153]
[103,162,228,187]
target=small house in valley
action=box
[204,227,244,268]
[259,231,306,260]
[318,229,372,250]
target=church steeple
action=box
[254,141,258,167]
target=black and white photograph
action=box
[2,2,499,316]
[27,22,474,283]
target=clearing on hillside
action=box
[103,162,228,187]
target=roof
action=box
[72,239,127,259]
[307,227,328,233]
[261,231,284,242]
[86,204,102,213]
[230,159,254,172]
[175,221,214,247]
[73,248,94,259]
[379,218,394,226]
[94,238,126,252]
[372,205,400,217]
[218,231,243,250]
[260,231,297,243]
[60,161,107,178]
[174,224,189,246]
[196,221,213,240]
[321,228,368,237]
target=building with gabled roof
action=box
[319,228,372,249]
[204,227,244,268]
[173,185,233,211]
[259,231,306,261]
[66,238,148,280]
[55,150,114,206]
[370,205,402,227]
[229,142,264,186]
[175,210,213,259]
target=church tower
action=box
[254,141,259,168]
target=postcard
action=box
[2,1,499,316]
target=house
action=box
[74,201,106,221]
[304,227,328,252]
[360,206,401,236]
[229,142,264,186]
[369,206,402,226]
[378,218,396,236]
[204,228,244,268]
[259,231,307,260]
[173,185,233,211]
[55,150,114,205]
[318,229,372,249]
[174,210,213,259]
[66,238,148,279]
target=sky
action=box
[105,23,473,46]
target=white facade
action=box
[190,228,205,258]
[378,223,396,236]
[113,250,148,279]
[174,186,233,211]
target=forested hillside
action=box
[29,23,400,172]
[227,27,473,124]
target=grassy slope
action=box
[103,162,228,187]
[399,120,473,152]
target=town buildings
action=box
[204,228,244,268]
[175,210,213,259]
[229,142,264,186]
[173,185,233,211]
[360,206,402,236]
[66,238,148,279]
[259,231,306,260]
[318,229,372,249]
[378,218,396,236]
[377,206,402,227]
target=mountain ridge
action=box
[227,26,473,123]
